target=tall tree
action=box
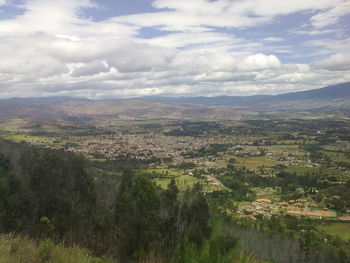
[114,171,161,262]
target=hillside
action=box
[0,234,114,263]
[55,99,209,119]
[0,82,349,120]
[141,82,350,107]
[276,82,350,101]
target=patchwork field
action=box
[234,156,278,169]
[318,222,350,241]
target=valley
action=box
[1,0,350,261]
[0,83,350,262]
[1,116,350,238]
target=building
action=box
[287,208,337,219]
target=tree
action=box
[179,183,210,248]
[161,179,179,255]
[28,150,96,237]
[114,171,161,261]
[0,153,10,177]
[0,154,32,232]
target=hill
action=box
[141,82,350,107]
[0,82,349,120]
[0,234,114,263]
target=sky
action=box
[0,0,349,99]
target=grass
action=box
[317,222,350,241]
[154,174,201,190]
[143,168,199,189]
[285,166,319,175]
[0,233,265,263]
[0,119,29,132]
[143,169,182,176]
[234,156,278,169]
[253,187,280,201]
[320,151,350,165]
[0,234,115,263]
[255,193,279,201]
[148,169,228,191]
[286,165,345,178]
[237,202,250,207]
[90,158,107,163]
[269,144,301,152]
[4,134,53,143]
[205,183,228,192]
[154,174,228,192]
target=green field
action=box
[143,168,182,176]
[148,169,227,191]
[269,144,301,152]
[154,174,201,190]
[4,134,54,143]
[285,165,319,174]
[318,222,350,241]
[253,187,280,201]
[235,156,278,169]
[0,119,30,132]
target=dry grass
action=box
[0,234,115,263]
[230,250,265,263]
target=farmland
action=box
[318,222,350,241]
[0,116,350,262]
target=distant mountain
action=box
[0,98,225,120]
[0,97,93,119]
[54,99,240,120]
[141,82,350,106]
[0,82,349,120]
[139,95,271,106]
[0,96,92,105]
[275,82,350,101]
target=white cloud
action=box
[0,0,137,39]
[263,37,284,42]
[304,37,350,59]
[106,42,175,73]
[145,31,239,49]
[70,61,109,77]
[238,54,281,71]
[310,1,350,28]
[312,52,350,71]
[0,0,349,98]
[116,0,343,31]
[290,28,340,35]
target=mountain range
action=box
[141,82,350,106]
[0,82,349,120]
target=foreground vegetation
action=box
[0,140,266,263]
[0,235,112,263]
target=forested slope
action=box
[0,139,263,263]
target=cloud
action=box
[116,0,343,31]
[106,42,175,73]
[70,61,109,77]
[263,37,284,42]
[238,54,281,71]
[310,1,350,28]
[0,0,349,99]
[289,28,340,35]
[304,37,350,58]
[312,52,350,71]
[0,0,137,39]
[145,31,239,49]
